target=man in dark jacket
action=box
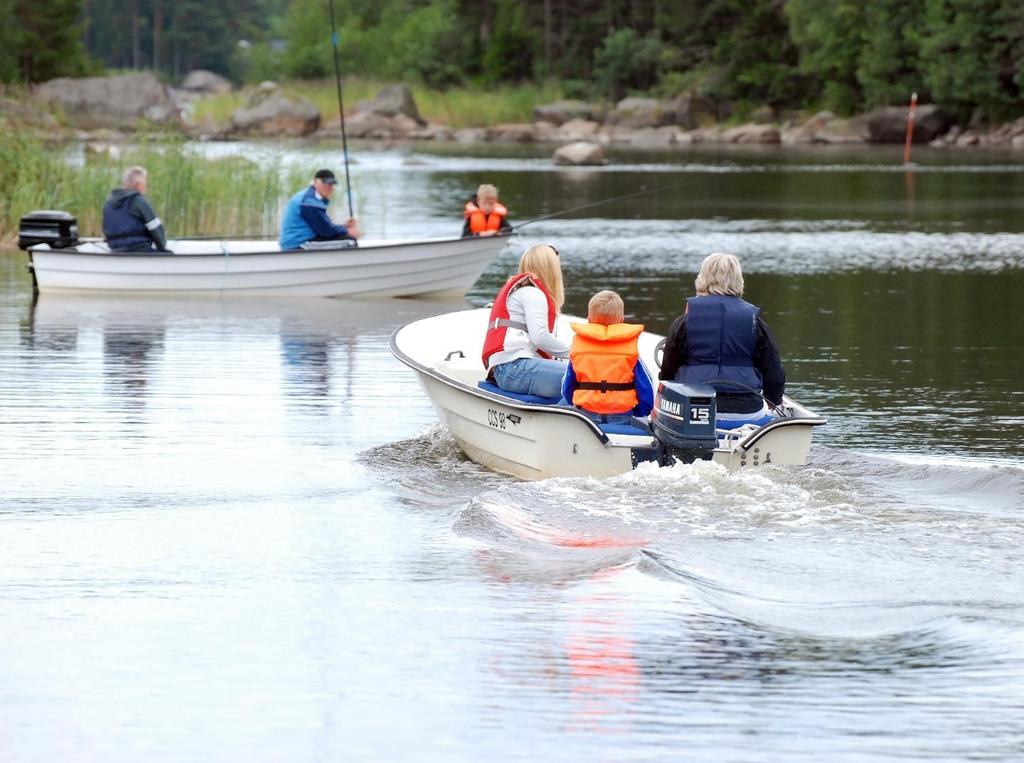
[102,166,168,252]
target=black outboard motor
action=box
[18,210,79,250]
[650,381,718,463]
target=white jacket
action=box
[486,285,571,368]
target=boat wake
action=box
[454,451,1024,642]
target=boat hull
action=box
[27,235,509,298]
[391,308,827,480]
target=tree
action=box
[12,0,88,82]
[593,28,665,100]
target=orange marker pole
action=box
[903,91,918,165]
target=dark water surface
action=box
[1,144,1023,761]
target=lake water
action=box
[2,143,1023,761]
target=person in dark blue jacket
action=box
[102,166,168,252]
[659,253,785,426]
[279,169,361,250]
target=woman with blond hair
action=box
[660,253,785,425]
[481,244,570,398]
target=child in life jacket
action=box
[462,183,512,237]
[562,290,655,425]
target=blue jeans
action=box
[492,357,567,398]
[578,410,635,426]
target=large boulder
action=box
[607,97,674,128]
[670,92,718,130]
[230,85,320,136]
[533,100,598,125]
[353,85,422,124]
[181,70,233,95]
[865,104,952,143]
[34,72,181,128]
[552,141,605,166]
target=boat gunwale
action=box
[28,232,514,258]
[389,318,613,446]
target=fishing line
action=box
[511,179,694,231]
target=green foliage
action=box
[705,0,807,108]
[481,0,538,82]
[386,0,471,87]
[593,29,666,101]
[915,0,1023,120]
[7,0,89,82]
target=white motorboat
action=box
[390,308,827,480]
[19,211,510,297]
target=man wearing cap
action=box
[279,169,361,250]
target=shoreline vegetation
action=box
[6,73,1024,155]
[0,133,308,244]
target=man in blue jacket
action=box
[279,169,361,250]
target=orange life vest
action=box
[465,201,508,234]
[569,322,644,414]
[481,273,557,369]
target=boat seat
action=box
[716,413,775,430]
[598,422,652,436]
[477,380,561,406]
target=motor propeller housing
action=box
[650,381,718,462]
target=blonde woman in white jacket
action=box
[483,244,570,398]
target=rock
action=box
[721,123,780,144]
[955,129,982,147]
[670,92,718,130]
[486,122,538,143]
[607,97,674,128]
[865,104,952,143]
[454,127,486,143]
[181,70,233,95]
[34,72,181,129]
[409,122,453,141]
[353,85,422,124]
[552,141,605,166]
[230,88,320,137]
[782,110,837,144]
[627,126,681,148]
[532,100,599,125]
[815,117,869,144]
[556,118,600,142]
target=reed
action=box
[0,133,308,241]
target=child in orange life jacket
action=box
[562,290,655,426]
[462,183,512,238]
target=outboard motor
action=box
[18,210,79,250]
[651,381,718,463]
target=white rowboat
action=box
[26,235,510,297]
[391,308,827,480]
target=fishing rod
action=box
[511,179,694,231]
[327,0,354,219]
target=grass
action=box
[0,133,308,241]
[191,78,569,129]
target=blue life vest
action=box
[102,192,152,251]
[675,294,763,395]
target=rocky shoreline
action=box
[7,72,1024,163]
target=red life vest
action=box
[569,322,644,414]
[481,273,558,369]
[465,201,508,234]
